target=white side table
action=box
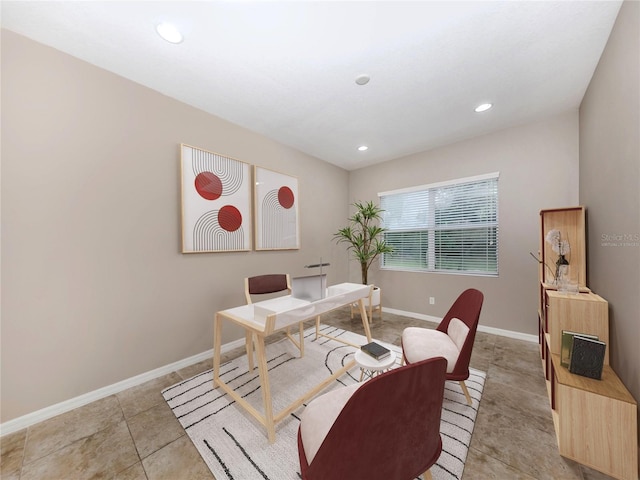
[354,349,397,381]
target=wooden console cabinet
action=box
[538,207,638,480]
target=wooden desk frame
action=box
[213,283,373,443]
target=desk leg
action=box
[299,322,305,357]
[284,327,304,358]
[254,334,276,443]
[213,313,223,388]
[245,332,255,370]
[358,298,373,342]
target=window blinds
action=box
[379,173,499,275]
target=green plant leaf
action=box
[333,200,394,284]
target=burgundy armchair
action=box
[401,288,484,405]
[298,357,447,480]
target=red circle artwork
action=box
[218,205,242,232]
[195,172,223,200]
[278,186,295,209]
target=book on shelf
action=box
[561,330,599,368]
[361,341,391,360]
[569,335,606,380]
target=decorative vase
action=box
[555,254,569,286]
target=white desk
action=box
[213,282,373,442]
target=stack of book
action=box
[361,341,391,360]
[561,330,607,380]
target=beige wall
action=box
[579,0,639,411]
[0,30,350,422]
[348,111,580,336]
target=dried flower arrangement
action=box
[545,229,570,284]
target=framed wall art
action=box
[181,144,251,253]
[254,166,299,250]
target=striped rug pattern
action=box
[162,325,486,480]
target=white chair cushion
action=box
[447,318,470,352]
[402,327,460,373]
[299,382,361,464]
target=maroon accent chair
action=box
[244,274,291,303]
[401,288,484,405]
[244,274,307,369]
[297,357,447,480]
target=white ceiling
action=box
[1,1,623,170]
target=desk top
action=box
[217,282,371,334]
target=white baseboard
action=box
[383,307,539,343]
[0,337,246,437]
[1,311,537,437]
[382,307,442,324]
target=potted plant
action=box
[333,201,393,317]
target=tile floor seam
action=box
[21,419,130,471]
[111,391,146,478]
[483,366,548,394]
[29,403,130,466]
[20,428,36,470]
[130,414,184,461]
[119,423,147,477]
[17,429,28,480]
[139,433,191,477]
[122,415,143,462]
[468,445,536,479]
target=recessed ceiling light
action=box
[474,103,493,113]
[156,22,183,44]
[358,145,369,151]
[355,75,370,86]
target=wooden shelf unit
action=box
[543,354,638,480]
[538,207,638,480]
[544,290,610,364]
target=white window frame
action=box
[378,172,499,276]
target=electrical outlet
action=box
[429,297,435,305]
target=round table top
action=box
[354,348,397,371]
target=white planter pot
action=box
[369,286,381,307]
[351,285,382,321]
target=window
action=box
[379,173,499,275]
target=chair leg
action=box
[421,469,433,480]
[315,315,321,339]
[460,380,472,405]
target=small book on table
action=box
[361,341,391,360]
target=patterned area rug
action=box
[162,325,486,480]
